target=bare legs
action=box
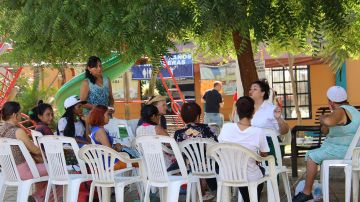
[303,158,318,195]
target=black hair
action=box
[181,102,201,124]
[252,79,270,100]
[85,56,101,84]
[57,105,85,137]
[213,81,222,88]
[140,105,159,125]
[0,101,21,121]
[29,100,53,123]
[236,96,255,119]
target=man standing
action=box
[202,81,224,128]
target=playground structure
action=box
[55,54,187,125]
[0,44,188,132]
[0,42,35,133]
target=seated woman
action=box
[174,102,218,200]
[293,86,360,202]
[174,102,217,142]
[218,96,270,202]
[0,101,48,201]
[136,104,168,137]
[57,95,90,147]
[137,95,168,131]
[29,100,54,135]
[249,79,289,161]
[89,105,138,170]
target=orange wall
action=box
[20,66,75,90]
[113,102,142,120]
[286,64,336,127]
[346,60,360,106]
[194,64,234,121]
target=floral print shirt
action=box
[174,123,218,143]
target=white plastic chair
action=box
[78,144,142,202]
[38,135,91,202]
[321,126,360,202]
[135,135,202,202]
[352,147,360,202]
[0,138,49,202]
[263,129,292,202]
[207,143,280,202]
[31,130,43,147]
[179,138,217,200]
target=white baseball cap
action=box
[64,95,87,109]
[327,86,347,102]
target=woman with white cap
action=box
[293,86,360,202]
[57,95,90,147]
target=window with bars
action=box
[265,65,312,119]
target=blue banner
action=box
[131,53,193,80]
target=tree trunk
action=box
[148,71,157,97]
[287,53,302,124]
[123,71,130,119]
[59,65,67,85]
[232,31,259,95]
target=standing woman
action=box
[249,79,289,158]
[80,56,114,113]
[0,101,48,201]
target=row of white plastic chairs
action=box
[0,129,290,202]
[1,125,360,202]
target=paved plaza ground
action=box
[3,156,349,202]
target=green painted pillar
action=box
[336,62,347,90]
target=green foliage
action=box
[1,0,360,76]
[15,75,57,115]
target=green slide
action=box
[54,55,133,113]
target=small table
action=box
[291,125,322,177]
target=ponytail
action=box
[29,100,53,123]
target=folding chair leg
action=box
[16,181,32,202]
[196,181,203,202]
[345,166,352,202]
[0,182,6,201]
[353,171,359,202]
[270,178,280,202]
[88,183,95,202]
[44,182,52,202]
[66,180,82,202]
[281,172,292,201]
[216,184,222,202]
[248,184,258,202]
[115,186,125,202]
[321,164,330,202]
[166,183,181,202]
[186,183,191,202]
[144,183,150,202]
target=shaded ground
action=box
[3,156,348,202]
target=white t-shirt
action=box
[218,123,270,181]
[251,101,279,131]
[57,117,85,138]
[136,125,157,137]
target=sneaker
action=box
[203,191,216,201]
[292,192,313,202]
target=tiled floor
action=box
[2,157,349,201]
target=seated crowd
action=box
[0,81,360,202]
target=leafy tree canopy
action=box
[1,0,360,91]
